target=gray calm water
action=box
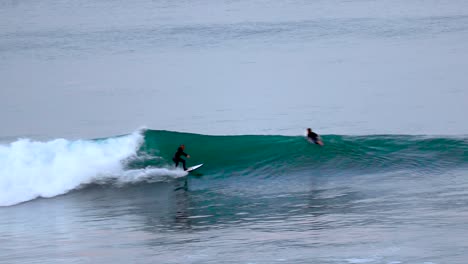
[1,0,468,138]
[1,0,468,263]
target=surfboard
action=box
[186,163,203,172]
[306,137,324,146]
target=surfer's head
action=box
[307,128,312,132]
[180,144,185,149]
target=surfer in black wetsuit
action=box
[173,144,190,170]
[307,128,321,145]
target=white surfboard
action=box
[186,163,204,172]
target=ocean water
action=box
[1,0,468,263]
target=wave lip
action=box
[0,131,143,207]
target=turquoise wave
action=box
[130,130,468,178]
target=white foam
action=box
[118,167,188,183]
[0,131,146,206]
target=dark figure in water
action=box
[307,128,323,145]
[173,144,190,170]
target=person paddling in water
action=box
[307,128,323,145]
[173,144,190,170]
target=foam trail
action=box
[119,167,188,183]
[0,131,143,206]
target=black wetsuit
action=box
[307,131,319,144]
[173,147,188,170]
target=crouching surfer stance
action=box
[173,144,190,170]
[307,128,324,146]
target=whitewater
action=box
[0,130,188,206]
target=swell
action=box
[137,130,468,177]
[1,129,467,206]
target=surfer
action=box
[173,144,190,171]
[307,128,323,145]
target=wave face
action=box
[1,129,467,206]
[140,130,468,177]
